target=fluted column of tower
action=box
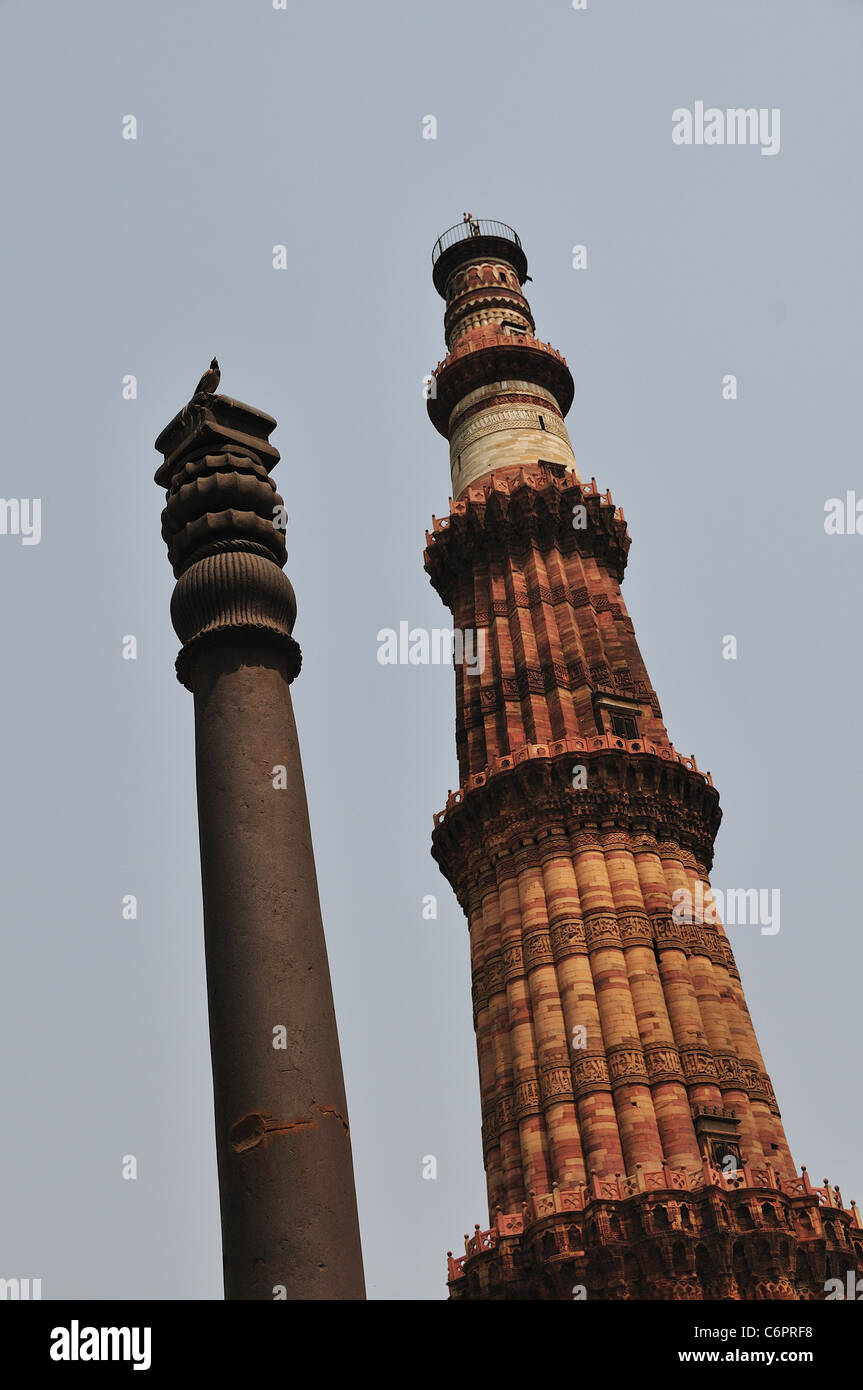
[155,388,365,1301]
[424,219,862,1300]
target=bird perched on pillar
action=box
[194,357,220,396]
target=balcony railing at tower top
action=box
[432,218,522,265]
[447,1162,863,1282]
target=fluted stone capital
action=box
[154,393,300,689]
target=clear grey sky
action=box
[0,0,860,1300]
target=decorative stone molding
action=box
[540,1066,576,1104]
[431,753,721,909]
[502,943,524,979]
[427,328,574,438]
[679,1048,721,1084]
[618,913,653,944]
[584,913,622,949]
[495,1094,517,1135]
[572,1053,612,1097]
[644,1044,686,1082]
[523,930,554,967]
[154,394,300,690]
[607,1045,649,1087]
[515,1077,542,1119]
[451,403,570,455]
[447,1161,863,1300]
[425,470,630,597]
[550,918,587,956]
[713,1053,745,1087]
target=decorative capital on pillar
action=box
[154,391,300,690]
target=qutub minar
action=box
[424,217,863,1300]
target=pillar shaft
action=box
[155,391,364,1300]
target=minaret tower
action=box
[424,217,862,1300]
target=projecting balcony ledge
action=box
[428,470,624,530]
[427,330,574,434]
[429,326,568,376]
[424,470,631,594]
[447,1163,862,1283]
[433,735,713,827]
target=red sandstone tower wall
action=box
[424,218,862,1301]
